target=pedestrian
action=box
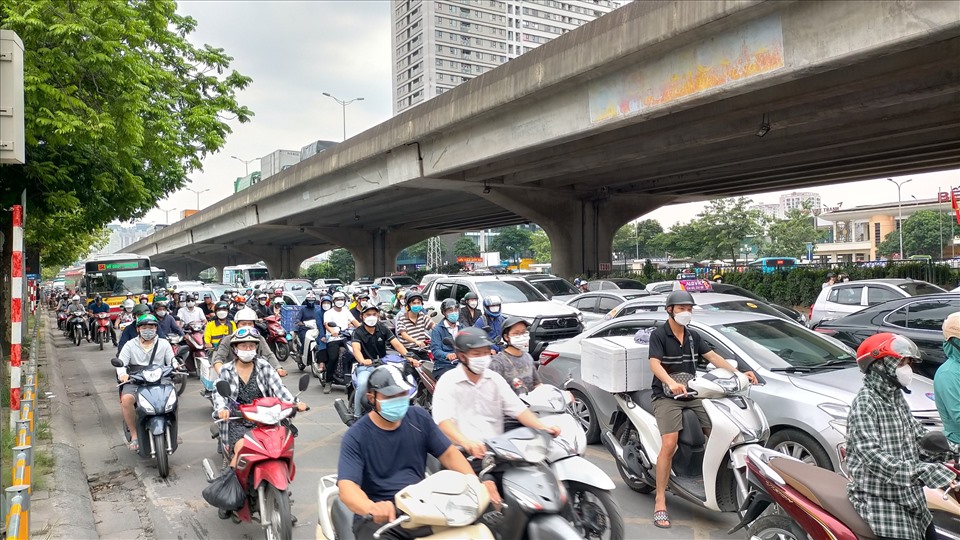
[936,312,960,444]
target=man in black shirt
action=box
[647,290,757,529]
[350,303,414,419]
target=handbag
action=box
[202,468,245,511]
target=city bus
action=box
[747,257,798,273]
[84,253,153,315]
[223,264,269,286]
[151,266,168,291]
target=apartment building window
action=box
[437,87,445,95]
[436,30,443,38]
[874,223,881,246]
[436,58,443,66]
[438,73,445,81]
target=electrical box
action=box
[0,30,25,165]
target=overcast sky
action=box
[142,1,960,230]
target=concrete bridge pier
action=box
[304,227,443,280]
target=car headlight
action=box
[164,390,178,412]
[818,403,850,419]
[138,393,156,414]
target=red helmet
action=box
[856,333,921,373]
[274,288,283,296]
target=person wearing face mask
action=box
[213,328,307,470]
[200,293,215,317]
[177,295,206,326]
[153,301,184,339]
[203,301,236,352]
[118,304,168,352]
[350,290,371,321]
[459,292,481,328]
[491,317,540,395]
[350,303,412,415]
[323,292,360,393]
[117,314,175,452]
[253,293,271,319]
[848,333,959,540]
[432,328,561,461]
[473,295,505,352]
[936,312,960,444]
[396,292,435,349]
[337,364,498,540]
[87,294,113,343]
[294,292,320,355]
[430,299,462,380]
[311,295,333,367]
[212,308,285,376]
[648,290,756,529]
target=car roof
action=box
[584,309,784,335]
[578,288,648,297]
[440,275,526,282]
[837,278,926,285]
[820,292,960,321]
[522,274,557,281]
[624,292,752,305]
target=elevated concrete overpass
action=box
[126,0,960,280]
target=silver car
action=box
[538,310,940,471]
[605,292,798,324]
[564,289,650,326]
[809,278,945,327]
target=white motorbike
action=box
[295,320,323,378]
[602,366,769,513]
[316,470,494,540]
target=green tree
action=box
[695,197,767,264]
[530,230,551,263]
[612,219,664,258]
[877,210,954,258]
[404,240,430,260]
[327,249,356,282]
[490,227,533,263]
[453,236,480,258]
[765,208,825,258]
[300,262,336,281]
[0,0,252,266]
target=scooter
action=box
[68,310,88,346]
[94,312,113,350]
[294,320,322,378]
[406,344,436,412]
[164,335,189,397]
[262,314,291,362]
[602,366,769,513]
[111,357,180,479]
[332,353,415,427]
[56,309,67,331]
[202,375,310,540]
[178,320,206,376]
[316,470,494,540]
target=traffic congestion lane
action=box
[51,319,740,539]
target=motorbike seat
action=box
[767,457,877,540]
[331,498,357,540]
[626,389,655,415]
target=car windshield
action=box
[208,284,229,298]
[533,279,579,296]
[712,319,855,370]
[476,280,547,303]
[899,282,946,296]
[288,290,309,304]
[390,276,418,286]
[701,300,787,320]
[611,279,646,289]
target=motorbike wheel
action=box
[747,515,806,540]
[565,481,624,540]
[74,329,82,347]
[264,483,293,540]
[98,332,104,350]
[613,422,654,494]
[154,433,170,478]
[275,341,290,362]
[415,381,432,412]
[173,373,187,396]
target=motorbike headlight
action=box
[137,393,156,414]
[818,403,850,420]
[164,389,178,412]
[443,493,481,527]
[512,436,549,463]
[142,368,162,383]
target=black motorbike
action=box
[111,357,180,478]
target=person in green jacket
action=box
[936,312,960,444]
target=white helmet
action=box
[122,299,135,310]
[71,294,80,302]
[235,307,258,322]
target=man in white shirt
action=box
[322,291,360,393]
[176,294,206,326]
[432,328,560,459]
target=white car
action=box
[809,279,945,327]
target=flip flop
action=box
[128,439,140,452]
[653,510,671,529]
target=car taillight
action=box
[814,328,836,335]
[539,350,559,366]
[808,305,814,321]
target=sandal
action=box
[128,439,140,452]
[653,510,671,529]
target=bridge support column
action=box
[305,228,442,279]
[484,190,673,278]
[232,245,328,280]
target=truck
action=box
[300,140,337,161]
[260,149,301,180]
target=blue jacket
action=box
[297,304,319,325]
[155,313,184,338]
[430,322,460,372]
[473,313,504,352]
[314,308,328,351]
[88,301,111,314]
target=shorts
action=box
[120,384,138,398]
[652,397,711,435]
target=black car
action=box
[814,292,960,378]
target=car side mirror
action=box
[110,357,123,368]
[919,431,951,454]
[298,374,310,392]
[215,380,232,398]
[726,359,739,370]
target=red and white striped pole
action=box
[10,204,24,430]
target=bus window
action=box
[748,257,797,273]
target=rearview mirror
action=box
[298,374,310,392]
[215,380,232,398]
[919,431,951,454]
[327,322,338,328]
[110,357,123,368]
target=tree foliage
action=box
[0,0,253,266]
[327,249,357,282]
[404,240,430,260]
[877,210,954,258]
[763,208,825,259]
[530,230,551,263]
[645,198,766,264]
[453,236,480,258]
[612,219,664,258]
[490,227,533,263]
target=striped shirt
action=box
[648,322,707,399]
[395,311,435,345]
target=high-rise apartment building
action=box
[391,0,623,114]
[779,191,822,218]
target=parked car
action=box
[281,290,310,306]
[421,275,583,358]
[809,279,946,328]
[565,289,650,326]
[538,310,941,471]
[312,278,344,290]
[645,280,806,324]
[608,292,799,325]
[344,279,375,295]
[207,283,232,300]
[586,278,646,291]
[374,275,419,290]
[814,293,960,378]
[523,275,582,303]
[418,274,448,289]
[276,279,314,292]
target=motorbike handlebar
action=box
[672,390,698,399]
[373,515,411,539]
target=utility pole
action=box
[322,93,365,141]
[888,178,912,258]
[230,156,257,176]
[185,187,210,211]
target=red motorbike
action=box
[94,312,113,350]
[177,320,206,376]
[203,375,310,540]
[256,315,290,362]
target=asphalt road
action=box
[50,316,741,539]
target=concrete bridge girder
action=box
[303,227,446,280]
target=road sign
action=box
[598,262,611,271]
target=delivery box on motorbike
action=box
[581,336,650,393]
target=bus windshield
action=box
[85,269,151,296]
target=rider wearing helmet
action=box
[115,298,137,331]
[153,300,184,339]
[295,292,319,352]
[117,313,175,452]
[848,333,958,540]
[350,290,371,321]
[459,292,481,327]
[214,327,307,469]
[473,295,505,352]
[647,290,756,529]
[936,312,960,445]
[177,294,205,326]
[253,292,271,319]
[350,302,410,412]
[87,294,112,341]
[200,293,216,317]
[117,304,168,352]
[270,296,284,317]
[430,298,463,380]
[492,317,540,395]
[204,300,236,351]
[322,291,361,393]
[396,292,435,349]
[212,308,284,376]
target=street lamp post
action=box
[157,206,176,224]
[888,178,912,258]
[185,187,210,211]
[322,92,365,141]
[230,156,258,176]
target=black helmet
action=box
[440,298,458,313]
[826,272,835,279]
[367,365,413,397]
[501,316,530,338]
[215,301,229,311]
[405,291,424,305]
[360,301,381,314]
[463,292,479,301]
[665,290,696,307]
[453,327,494,352]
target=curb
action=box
[32,318,99,539]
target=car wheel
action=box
[567,389,599,444]
[766,429,833,470]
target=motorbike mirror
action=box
[327,322,338,328]
[215,379,232,398]
[110,357,123,368]
[298,373,310,392]
[442,337,454,348]
[919,431,951,454]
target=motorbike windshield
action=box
[711,319,856,371]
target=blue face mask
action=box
[378,395,410,422]
[410,305,423,314]
[446,312,460,323]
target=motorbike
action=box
[117,311,135,335]
[177,320,206,377]
[406,344,436,412]
[164,335,189,397]
[730,431,960,540]
[94,312,113,350]
[56,309,67,331]
[110,357,180,478]
[202,374,310,540]
[68,310,88,346]
[294,320,322,378]
[259,315,291,362]
[333,352,415,427]
[601,366,769,514]
[316,470,495,540]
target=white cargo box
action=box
[581,336,650,393]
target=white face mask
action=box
[363,315,379,327]
[334,300,345,308]
[468,300,478,309]
[216,310,228,319]
[467,354,492,374]
[186,301,196,308]
[156,310,167,318]
[321,303,332,310]
[896,364,914,387]
[673,311,693,327]
[236,349,256,363]
[508,333,530,352]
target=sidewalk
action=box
[29,317,98,539]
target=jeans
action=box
[353,365,376,416]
